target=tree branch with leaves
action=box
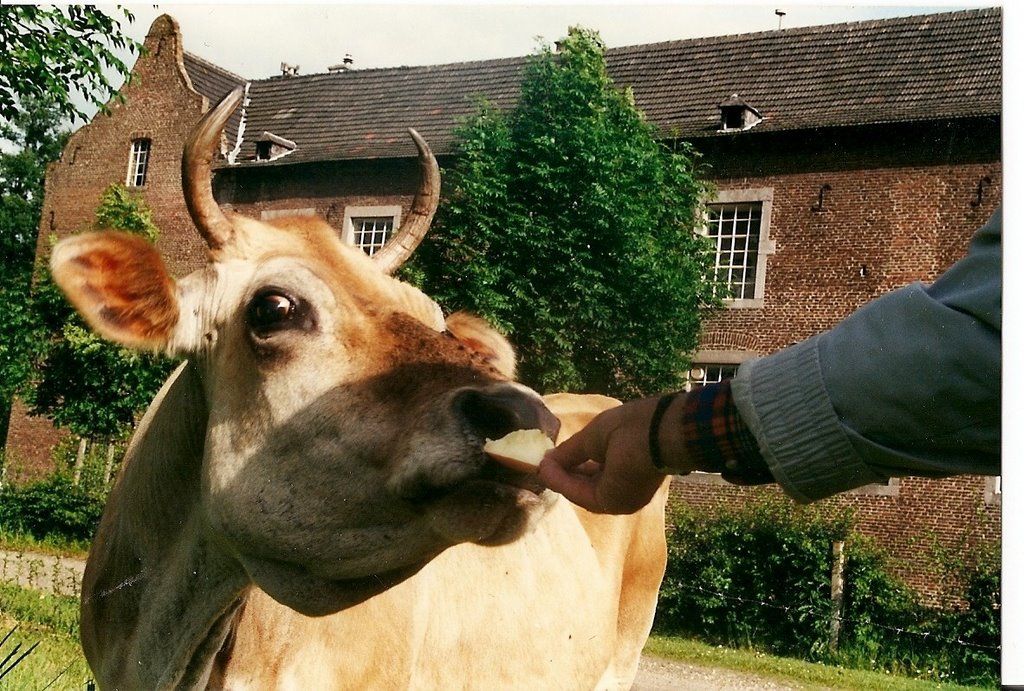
[0,5,139,123]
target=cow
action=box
[51,87,670,690]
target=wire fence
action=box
[671,580,1000,653]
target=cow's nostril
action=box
[453,386,560,443]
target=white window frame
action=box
[704,188,776,309]
[261,208,316,221]
[126,138,151,187]
[342,205,402,257]
[985,475,1001,506]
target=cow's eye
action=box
[247,291,299,335]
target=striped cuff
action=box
[677,380,775,485]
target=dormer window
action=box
[255,132,297,161]
[718,94,763,132]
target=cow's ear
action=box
[445,312,517,379]
[50,231,179,350]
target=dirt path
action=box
[1,550,798,689]
[0,548,84,598]
[634,654,800,690]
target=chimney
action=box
[328,54,355,73]
[280,62,300,77]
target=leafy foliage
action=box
[408,27,717,398]
[0,474,103,544]
[93,182,160,242]
[658,494,854,650]
[658,493,1000,686]
[0,5,139,123]
[0,96,70,444]
[23,184,176,440]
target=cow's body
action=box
[56,89,669,689]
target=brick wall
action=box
[692,120,1001,355]
[216,157,428,231]
[1,399,68,483]
[33,14,211,276]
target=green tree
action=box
[0,5,139,123]
[409,28,717,398]
[24,184,176,441]
[0,95,69,444]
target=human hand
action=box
[538,397,683,514]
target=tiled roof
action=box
[609,7,1002,138]
[237,56,526,165]
[183,52,247,145]
[206,7,1000,167]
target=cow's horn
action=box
[182,88,243,251]
[372,128,440,274]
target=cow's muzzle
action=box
[452,383,560,444]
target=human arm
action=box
[734,209,1001,502]
[540,210,1001,510]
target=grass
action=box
[644,635,993,691]
[0,575,995,691]
[0,528,996,690]
[0,583,90,691]
[0,530,90,560]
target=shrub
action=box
[657,493,855,653]
[409,27,717,398]
[0,473,104,543]
[657,493,999,686]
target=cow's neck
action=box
[82,361,250,689]
[138,525,249,688]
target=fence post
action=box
[103,443,117,486]
[829,539,846,653]
[73,437,88,486]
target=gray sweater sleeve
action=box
[731,210,1001,503]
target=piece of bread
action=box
[483,429,555,474]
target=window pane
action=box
[706,202,762,300]
[128,139,151,187]
[352,217,395,256]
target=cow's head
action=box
[51,89,559,615]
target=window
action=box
[351,217,394,256]
[685,349,755,391]
[342,206,402,257]
[686,364,739,390]
[703,189,775,308]
[707,203,761,300]
[718,94,763,132]
[127,139,151,187]
[254,132,296,162]
[677,354,748,481]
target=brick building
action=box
[5,9,1001,599]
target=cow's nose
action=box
[453,384,561,443]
